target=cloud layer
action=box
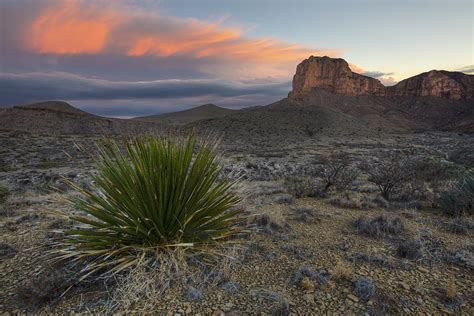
[1,0,339,115]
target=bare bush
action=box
[361,156,415,201]
[318,153,359,193]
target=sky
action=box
[0,0,472,118]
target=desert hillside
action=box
[135,103,236,125]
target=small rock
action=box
[347,294,359,303]
[400,282,410,290]
[303,293,315,304]
[418,267,429,273]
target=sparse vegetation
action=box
[354,215,404,238]
[362,156,414,200]
[332,261,353,281]
[353,277,375,302]
[58,135,243,278]
[0,184,9,204]
[439,173,474,216]
[284,176,313,198]
[396,240,422,260]
[0,242,17,258]
[445,217,474,234]
[318,153,359,193]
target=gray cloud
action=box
[456,65,474,74]
[0,72,291,116]
[362,71,394,78]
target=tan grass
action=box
[333,261,353,281]
[445,279,457,300]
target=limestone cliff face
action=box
[290,56,386,97]
[387,70,474,100]
[290,56,474,100]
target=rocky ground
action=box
[0,130,473,314]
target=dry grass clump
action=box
[445,279,457,300]
[300,276,315,291]
[107,246,243,312]
[332,261,353,281]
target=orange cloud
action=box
[29,1,121,54]
[27,1,337,65]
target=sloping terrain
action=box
[191,98,389,147]
[13,101,91,116]
[135,104,236,125]
[288,88,474,132]
[0,101,164,135]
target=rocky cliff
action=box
[387,70,474,100]
[290,56,474,100]
[290,56,386,97]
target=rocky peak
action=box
[289,56,474,100]
[289,56,386,98]
[387,70,474,100]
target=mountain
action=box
[135,104,235,125]
[285,56,473,132]
[0,101,164,135]
[289,56,473,100]
[290,56,386,97]
[0,57,472,136]
[387,70,474,100]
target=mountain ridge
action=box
[290,56,474,100]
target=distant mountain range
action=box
[0,56,472,136]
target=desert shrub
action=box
[318,153,359,193]
[283,176,313,198]
[399,157,460,202]
[349,253,396,269]
[57,135,243,278]
[439,174,474,216]
[446,217,474,234]
[361,156,415,200]
[274,194,294,204]
[372,195,390,209]
[396,240,422,260]
[443,249,474,270]
[330,193,363,209]
[354,215,404,238]
[353,277,375,302]
[185,286,203,301]
[0,184,9,204]
[0,242,17,258]
[292,266,329,286]
[221,281,240,293]
[398,229,445,265]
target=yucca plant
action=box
[56,134,243,278]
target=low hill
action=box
[135,104,236,125]
[0,101,164,135]
[13,101,92,116]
